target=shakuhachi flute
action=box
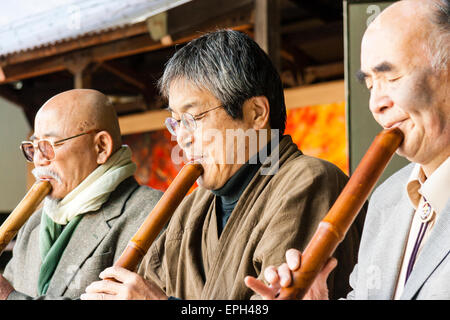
[113,162,204,272]
[0,180,52,254]
[278,127,404,299]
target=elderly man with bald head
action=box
[246,0,450,300]
[0,89,162,299]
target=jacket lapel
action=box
[201,197,219,277]
[46,177,138,296]
[400,200,450,299]
[47,208,110,295]
[369,190,414,299]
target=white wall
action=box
[0,97,30,212]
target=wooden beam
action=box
[109,95,147,114]
[0,34,169,83]
[303,62,344,84]
[284,21,343,47]
[119,109,170,135]
[284,79,345,109]
[254,0,281,71]
[1,57,66,83]
[118,80,345,135]
[100,61,156,107]
[99,61,148,91]
[0,22,252,84]
[0,22,149,66]
[0,0,253,84]
[1,0,253,66]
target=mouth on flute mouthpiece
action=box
[186,156,204,165]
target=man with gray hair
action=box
[81,30,365,300]
[0,89,162,299]
[246,0,450,300]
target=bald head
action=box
[359,0,450,176]
[364,0,449,71]
[32,89,124,199]
[37,89,122,151]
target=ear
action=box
[245,96,271,130]
[94,131,114,164]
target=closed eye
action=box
[170,114,181,123]
[388,76,401,82]
[193,114,207,121]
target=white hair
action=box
[427,0,450,71]
[43,196,62,213]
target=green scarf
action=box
[37,212,82,295]
[36,145,136,295]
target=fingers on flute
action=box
[322,257,338,277]
[244,276,276,299]
[81,279,123,300]
[285,248,302,271]
[277,263,293,287]
[99,266,132,283]
[265,263,294,288]
[264,266,281,286]
[80,292,116,300]
[245,264,291,300]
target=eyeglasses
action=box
[165,105,223,136]
[20,129,100,162]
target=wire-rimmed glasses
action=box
[165,105,223,136]
[20,129,101,162]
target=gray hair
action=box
[427,0,450,71]
[158,29,287,134]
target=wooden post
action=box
[73,69,92,89]
[254,0,281,71]
[63,53,93,89]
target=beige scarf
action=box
[44,145,136,225]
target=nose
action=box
[176,121,194,149]
[369,83,394,116]
[33,146,51,167]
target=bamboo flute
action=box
[113,162,204,272]
[0,180,52,254]
[278,127,404,299]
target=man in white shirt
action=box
[245,0,450,299]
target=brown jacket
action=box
[139,135,365,299]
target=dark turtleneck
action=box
[211,161,262,237]
[210,136,279,237]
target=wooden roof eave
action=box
[0,0,254,85]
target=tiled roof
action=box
[0,0,191,57]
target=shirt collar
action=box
[406,157,450,214]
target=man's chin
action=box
[197,175,219,191]
[46,190,64,201]
[198,173,227,191]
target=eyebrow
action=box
[166,103,196,114]
[355,70,368,83]
[355,61,397,83]
[29,132,61,140]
